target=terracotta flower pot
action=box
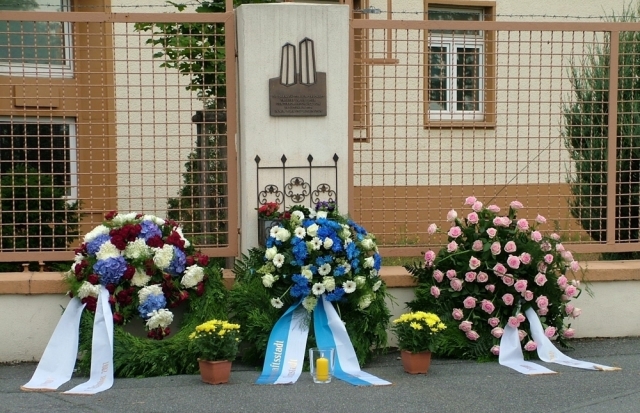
[198,359,232,384]
[400,350,432,374]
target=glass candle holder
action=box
[308,347,335,383]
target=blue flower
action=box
[139,220,162,241]
[86,234,110,255]
[350,258,360,270]
[373,253,382,271]
[348,220,368,236]
[326,287,346,302]
[346,242,358,260]
[330,235,343,253]
[93,256,127,285]
[290,283,310,298]
[292,274,308,286]
[138,294,167,319]
[166,247,186,276]
[293,241,308,263]
[333,265,346,277]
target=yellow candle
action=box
[316,357,329,381]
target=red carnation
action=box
[74,260,88,275]
[186,256,196,267]
[146,235,164,248]
[110,235,127,250]
[197,254,209,266]
[82,296,97,312]
[104,210,118,221]
[179,290,189,302]
[105,283,116,294]
[195,281,205,296]
[87,274,99,285]
[165,231,185,249]
[108,295,116,305]
[74,244,87,255]
[113,312,124,325]
[116,289,132,305]
[123,265,135,281]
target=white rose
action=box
[360,238,374,250]
[363,256,375,268]
[301,267,314,280]
[354,276,366,287]
[307,224,319,237]
[372,280,382,291]
[291,210,305,221]
[358,294,373,310]
[323,237,334,249]
[262,273,276,288]
[322,276,336,292]
[265,246,278,260]
[275,228,291,242]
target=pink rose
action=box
[488,317,500,327]
[450,278,463,291]
[534,273,547,286]
[520,252,532,265]
[556,243,565,252]
[493,263,507,275]
[508,316,520,328]
[463,296,477,309]
[523,290,534,301]
[430,286,440,298]
[481,299,495,314]
[465,271,477,282]
[501,217,511,226]
[572,307,582,318]
[561,250,574,261]
[502,276,515,286]
[469,257,481,270]
[518,329,527,341]
[563,328,575,338]
[490,242,501,255]
[488,204,501,213]
[514,279,528,293]
[424,250,436,263]
[536,214,547,224]
[467,212,479,224]
[464,196,477,205]
[472,240,483,251]
[544,326,557,338]
[557,275,568,289]
[433,270,444,283]
[536,295,549,309]
[561,294,569,302]
[447,241,458,253]
[465,330,480,341]
[452,308,464,320]
[485,284,496,292]
[564,304,575,315]
[504,241,517,253]
[472,201,483,212]
[459,320,473,332]
[570,261,580,272]
[537,262,547,273]
[531,231,542,242]
[486,228,497,238]
[565,285,577,298]
[492,217,503,227]
[507,255,521,269]
[477,272,489,283]
[427,223,438,235]
[544,254,554,264]
[447,209,458,222]
[516,313,526,323]
[502,293,515,305]
[550,233,561,240]
[446,269,457,279]
[537,307,548,316]
[510,200,523,209]
[491,345,500,356]
[516,218,529,231]
[448,226,462,238]
[491,327,504,338]
[524,340,537,351]
[540,241,552,252]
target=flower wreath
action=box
[406,197,583,360]
[65,211,228,377]
[230,202,392,365]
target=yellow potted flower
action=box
[189,319,241,384]
[392,311,446,374]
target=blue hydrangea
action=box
[139,220,162,241]
[93,256,127,285]
[166,247,186,276]
[86,234,111,255]
[138,294,167,319]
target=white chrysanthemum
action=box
[264,246,278,260]
[77,281,100,299]
[270,297,284,309]
[131,268,152,287]
[310,237,322,250]
[301,266,314,280]
[358,294,373,310]
[322,276,336,292]
[312,283,326,296]
[124,238,151,260]
[70,253,83,273]
[291,210,305,221]
[145,309,174,329]
[302,296,318,312]
[316,211,328,219]
[273,253,285,268]
[269,225,280,237]
[363,256,375,269]
[354,276,366,287]
[153,244,174,270]
[112,212,138,226]
[139,284,163,304]
[262,273,276,288]
[343,280,357,294]
[175,227,191,248]
[360,238,374,250]
[294,227,307,239]
[83,225,109,243]
[323,237,334,249]
[142,214,165,226]
[318,263,332,276]
[95,241,121,261]
[275,228,291,242]
[372,280,382,291]
[307,224,319,237]
[181,265,205,288]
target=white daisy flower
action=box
[261,273,276,288]
[310,237,322,250]
[323,237,334,249]
[322,276,336,292]
[270,297,284,309]
[343,280,357,294]
[269,225,280,238]
[131,268,152,287]
[312,283,326,296]
[294,227,307,239]
[302,296,317,312]
[372,280,382,291]
[272,253,285,268]
[318,263,332,276]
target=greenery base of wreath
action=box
[76,269,228,378]
[229,249,392,367]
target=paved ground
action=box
[1,337,639,413]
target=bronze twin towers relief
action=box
[269,38,327,117]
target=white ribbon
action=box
[499,308,621,375]
[22,286,115,394]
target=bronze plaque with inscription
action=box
[269,38,327,117]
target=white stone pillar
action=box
[236,3,350,252]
